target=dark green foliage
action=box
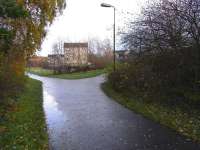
[108,48,200,105]
[109,0,200,106]
[108,63,132,91]
[0,0,27,18]
[0,0,65,102]
[0,28,13,54]
[0,0,28,18]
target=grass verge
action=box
[27,67,105,79]
[101,82,200,142]
[0,78,48,149]
[49,69,105,79]
[26,67,54,76]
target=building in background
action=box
[64,43,88,66]
[27,56,47,68]
[47,54,64,68]
[115,50,130,62]
[47,43,88,70]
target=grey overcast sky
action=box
[38,0,147,56]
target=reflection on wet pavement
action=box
[43,90,67,148]
[28,73,200,150]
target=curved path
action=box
[29,74,200,150]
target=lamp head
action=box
[101,3,114,8]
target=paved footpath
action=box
[29,74,200,150]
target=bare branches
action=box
[120,0,200,89]
[123,0,200,55]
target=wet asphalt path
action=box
[29,74,200,150]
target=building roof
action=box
[48,54,64,57]
[29,56,47,60]
[64,43,88,48]
[115,50,129,54]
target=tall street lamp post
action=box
[101,3,116,71]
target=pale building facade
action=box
[47,43,88,68]
[64,43,88,66]
[47,54,65,68]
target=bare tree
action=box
[121,0,200,89]
[89,38,112,56]
[88,38,113,68]
[52,40,64,73]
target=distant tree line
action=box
[88,38,113,69]
[109,0,200,104]
[27,38,113,74]
[0,0,65,101]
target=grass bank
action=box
[0,78,48,149]
[27,67,54,76]
[27,67,105,79]
[102,82,200,142]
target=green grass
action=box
[0,78,48,149]
[49,69,105,79]
[26,67,54,76]
[27,67,106,79]
[102,82,200,142]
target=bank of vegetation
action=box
[0,0,65,102]
[0,0,65,148]
[105,0,200,142]
[27,67,106,79]
[0,78,48,149]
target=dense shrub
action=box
[0,0,65,102]
[108,0,200,105]
[108,63,130,91]
[108,48,200,105]
[88,53,113,69]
